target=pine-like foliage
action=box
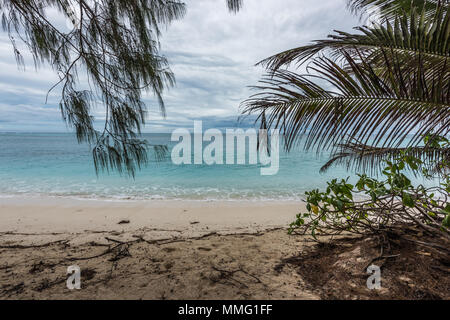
[227,0,243,13]
[0,0,189,176]
[0,0,242,176]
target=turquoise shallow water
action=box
[0,132,435,201]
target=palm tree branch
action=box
[347,0,449,21]
[321,140,450,175]
[258,6,449,71]
[244,94,449,152]
[242,59,449,154]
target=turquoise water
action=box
[0,132,435,201]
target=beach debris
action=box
[1,282,25,297]
[118,219,130,225]
[0,239,69,249]
[209,266,263,289]
[81,268,97,281]
[190,221,200,225]
[109,244,131,262]
[34,278,65,292]
[29,261,50,274]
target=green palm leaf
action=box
[242,51,449,157]
[320,139,450,175]
[245,2,450,174]
[347,0,449,21]
[259,6,449,72]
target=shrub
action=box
[289,136,449,250]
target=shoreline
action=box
[0,197,316,299]
[1,196,448,300]
[0,193,307,203]
[0,196,305,245]
[0,193,306,203]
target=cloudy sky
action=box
[0,0,360,132]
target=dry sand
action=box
[0,197,320,299]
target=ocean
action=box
[0,132,435,201]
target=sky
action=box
[0,0,360,133]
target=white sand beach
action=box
[0,197,320,300]
[0,197,306,244]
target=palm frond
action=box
[347,0,449,21]
[320,139,450,175]
[258,6,449,71]
[242,51,450,156]
[245,0,450,174]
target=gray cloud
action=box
[0,0,359,132]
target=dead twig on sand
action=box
[0,240,69,249]
[1,282,25,297]
[210,266,263,289]
[34,277,66,292]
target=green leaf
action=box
[443,214,450,229]
[402,192,415,208]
